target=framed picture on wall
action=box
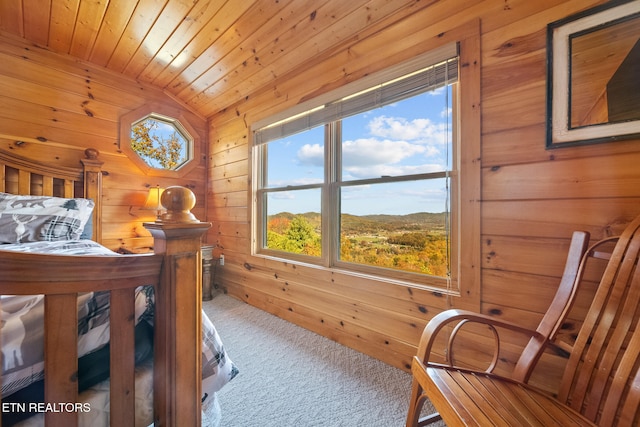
[546,0,640,148]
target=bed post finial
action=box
[84,148,100,160]
[157,186,198,223]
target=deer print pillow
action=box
[0,192,94,243]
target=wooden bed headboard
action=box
[0,147,103,243]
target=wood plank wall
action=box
[1,0,640,396]
[207,0,640,393]
[0,33,208,252]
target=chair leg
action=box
[406,380,423,427]
[406,381,442,427]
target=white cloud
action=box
[368,115,447,142]
[339,134,447,179]
[294,113,451,180]
[369,116,424,140]
[429,86,445,96]
[296,143,324,166]
[440,106,452,118]
[342,138,424,166]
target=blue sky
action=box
[266,86,453,216]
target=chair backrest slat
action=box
[558,215,640,425]
[512,231,590,382]
[618,369,640,426]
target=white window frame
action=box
[250,26,480,308]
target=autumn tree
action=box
[131,119,185,169]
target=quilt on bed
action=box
[0,240,238,422]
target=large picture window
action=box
[252,40,476,292]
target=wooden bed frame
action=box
[0,148,209,427]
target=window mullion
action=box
[325,121,340,267]
[256,144,267,251]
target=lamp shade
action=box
[143,186,165,217]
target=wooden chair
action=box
[406,214,640,426]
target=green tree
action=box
[266,230,287,251]
[266,215,321,256]
[283,216,321,255]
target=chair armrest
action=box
[416,309,542,374]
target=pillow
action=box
[80,211,94,240]
[0,192,94,243]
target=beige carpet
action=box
[203,293,441,427]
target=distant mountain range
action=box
[269,211,447,234]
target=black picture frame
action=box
[546,0,640,148]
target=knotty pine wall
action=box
[207,0,640,393]
[0,33,208,252]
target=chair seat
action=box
[421,364,596,426]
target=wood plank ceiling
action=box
[0,0,431,120]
